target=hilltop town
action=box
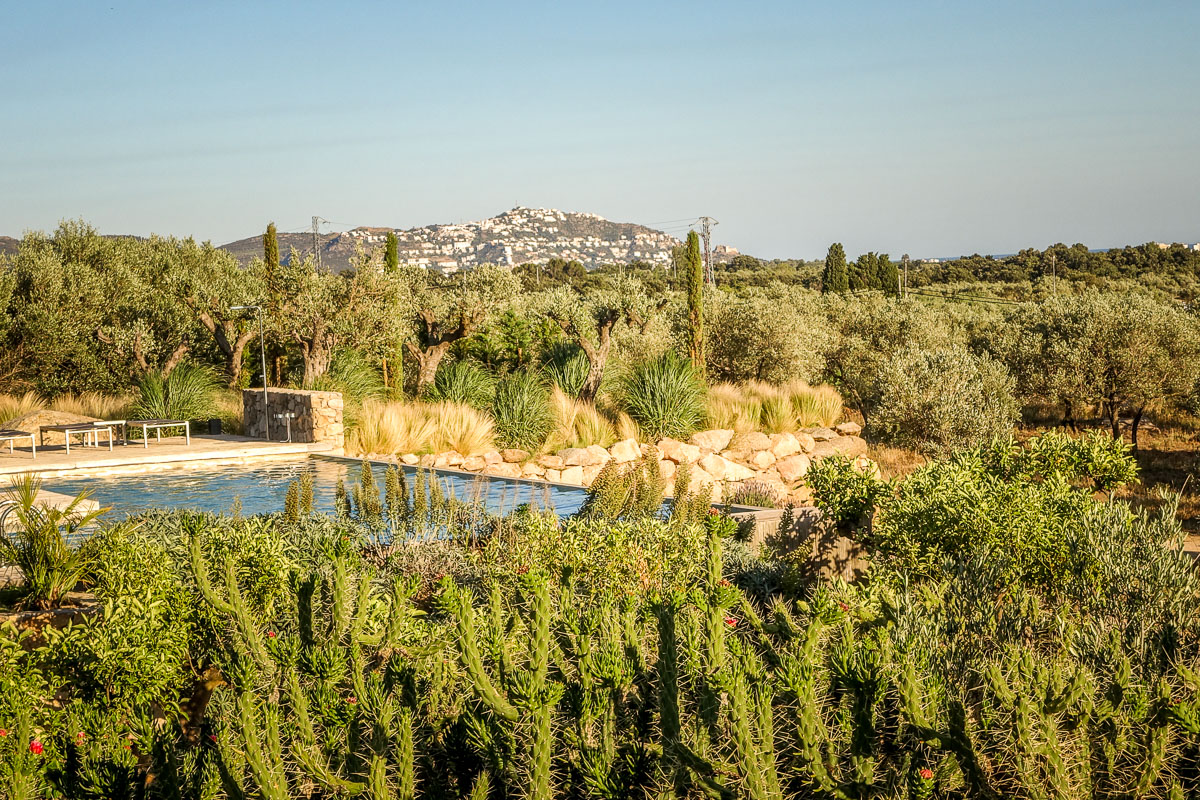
[219,207,737,273]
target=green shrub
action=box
[577,456,665,521]
[869,345,1018,455]
[491,370,552,450]
[131,361,221,422]
[805,455,888,529]
[620,350,706,441]
[426,359,495,409]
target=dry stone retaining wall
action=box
[361,420,874,509]
[242,389,344,451]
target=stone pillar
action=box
[242,388,344,451]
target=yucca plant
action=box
[620,350,706,441]
[0,475,104,609]
[426,360,496,409]
[492,371,552,451]
[132,362,221,422]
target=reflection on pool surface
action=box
[42,457,589,519]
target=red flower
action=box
[919,768,933,780]
[718,579,732,588]
[209,734,218,743]
[347,696,358,705]
[516,565,529,575]
[267,631,276,638]
[838,602,849,612]
[29,740,43,755]
[75,731,86,741]
[0,728,7,737]
[724,616,738,627]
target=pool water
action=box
[41,457,590,519]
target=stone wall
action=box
[242,389,344,451]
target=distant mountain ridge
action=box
[218,207,736,273]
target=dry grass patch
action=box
[705,380,843,434]
[350,400,494,457]
[0,392,45,423]
[49,392,132,419]
[546,388,616,451]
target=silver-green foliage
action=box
[131,360,222,422]
[870,344,1018,455]
[491,369,553,451]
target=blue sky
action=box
[2,0,1198,259]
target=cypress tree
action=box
[821,243,849,294]
[264,222,279,273]
[877,253,900,295]
[385,230,399,271]
[685,230,705,377]
[849,252,876,291]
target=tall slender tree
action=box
[264,222,279,274]
[876,253,900,295]
[685,230,705,377]
[384,230,399,271]
[822,243,849,294]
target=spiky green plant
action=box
[620,350,706,441]
[0,475,103,609]
[491,370,552,451]
[131,361,221,422]
[426,359,496,409]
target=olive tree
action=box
[272,249,409,385]
[870,344,1018,454]
[705,288,827,383]
[399,264,520,394]
[540,275,666,403]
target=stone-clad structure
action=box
[242,389,344,451]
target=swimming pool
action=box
[40,457,590,519]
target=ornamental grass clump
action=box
[132,362,221,422]
[491,370,552,451]
[0,391,45,423]
[705,380,842,433]
[426,359,495,409]
[546,387,616,450]
[620,350,706,441]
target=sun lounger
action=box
[39,423,115,454]
[0,429,35,458]
[125,419,190,448]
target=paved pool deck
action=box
[0,434,336,478]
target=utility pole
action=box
[698,216,718,284]
[311,216,326,270]
[1050,253,1057,294]
[901,253,910,298]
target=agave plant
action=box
[0,475,105,609]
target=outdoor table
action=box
[39,423,114,454]
[126,419,191,448]
[92,419,128,446]
[0,429,36,459]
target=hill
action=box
[218,208,724,273]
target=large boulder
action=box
[658,458,677,481]
[769,432,802,458]
[806,427,838,442]
[483,450,503,465]
[698,453,731,481]
[400,453,420,465]
[462,455,487,471]
[522,462,546,477]
[728,431,772,455]
[483,462,522,479]
[809,435,869,460]
[585,444,613,465]
[558,448,592,467]
[835,421,862,436]
[538,454,565,470]
[609,438,641,463]
[795,432,816,453]
[690,428,734,453]
[500,448,530,463]
[775,454,811,483]
[560,465,585,485]
[748,449,777,469]
[658,438,701,464]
